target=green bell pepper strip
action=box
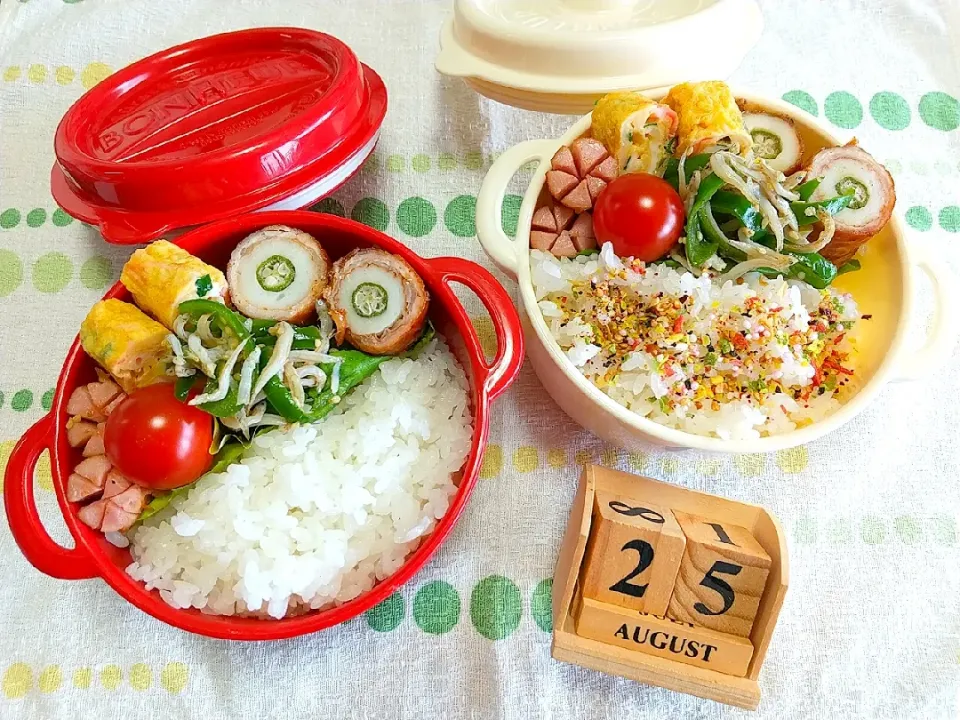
[700,203,745,261]
[705,201,838,289]
[791,194,854,227]
[752,232,838,289]
[684,173,726,267]
[711,191,764,232]
[795,178,821,201]
[260,350,308,423]
[177,299,251,342]
[301,325,436,423]
[662,153,711,190]
[837,259,861,276]
[176,299,255,417]
[194,377,245,417]
[250,321,323,351]
[174,375,197,401]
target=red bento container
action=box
[4,211,524,640]
[51,27,387,244]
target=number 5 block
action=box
[580,491,686,616]
[667,513,772,638]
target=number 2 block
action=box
[667,513,772,638]
[580,491,686,615]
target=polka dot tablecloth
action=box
[1,1,959,719]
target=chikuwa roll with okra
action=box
[804,144,896,265]
[739,101,804,174]
[226,225,331,324]
[324,248,430,355]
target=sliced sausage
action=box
[110,485,149,515]
[87,380,121,409]
[67,473,103,503]
[66,386,105,422]
[560,181,593,212]
[570,138,609,177]
[77,499,107,530]
[100,504,140,534]
[531,231,559,252]
[590,156,619,183]
[550,146,578,176]
[586,176,607,202]
[82,430,106,457]
[67,421,98,448]
[551,232,578,258]
[75,455,111,488]
[546,170,578,200]
[102,469,132,500]
[552,204,575,231]
[531,206,558,232]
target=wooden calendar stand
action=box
[551,465,789,710]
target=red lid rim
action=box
[54,27,362,177]
[51,63,387,244]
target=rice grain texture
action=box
[126,339,472,618]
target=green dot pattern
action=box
[0,391,4,409]
[824,91,863,129]
[11,389,33,411]
[313,198,346,217]
[869,92,911,130]
[470,575,522,640]
[794,517,817,545]
[411,154,431,172]
[438,153,457,170]
[919,91,960,131]
[894,516,922,544]
[531,579,553,633]
[0,250,24,297]
[930,516,956,545]
[0,209,21,229]
[905,206,932,231]
[52,208,73,226]
[938,206,960,232]
[396,197,437,237]
[860,516,886,544]
[351,198,389,232]
[413,581,460,635]
[444,195,476,237]
[782,90,818,116]
[32,252,73,293]
[41,388,54,411]
[366,592,404,632]
[26,208,46,227]
[501,194,522,237]
[80,256,112,289]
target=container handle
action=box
[428,257,525,401]
[3,414,98,580]
[893,245,959,382]
[476,140,556,279]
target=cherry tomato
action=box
[104,383,214,490]
[592,173,686,262]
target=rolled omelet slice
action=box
[79,299,171,393]
[592,91,679,174]
[664,81,752,157]
[120,240,228,328]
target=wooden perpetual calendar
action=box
[551,465,788,710]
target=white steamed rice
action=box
[126,338,472,618]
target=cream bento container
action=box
[473,92,958,453]
[436,2,958,453]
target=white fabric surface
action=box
[0,0,959,718]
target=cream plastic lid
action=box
[436,0,763,114]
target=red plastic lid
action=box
[51,27,387,244]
